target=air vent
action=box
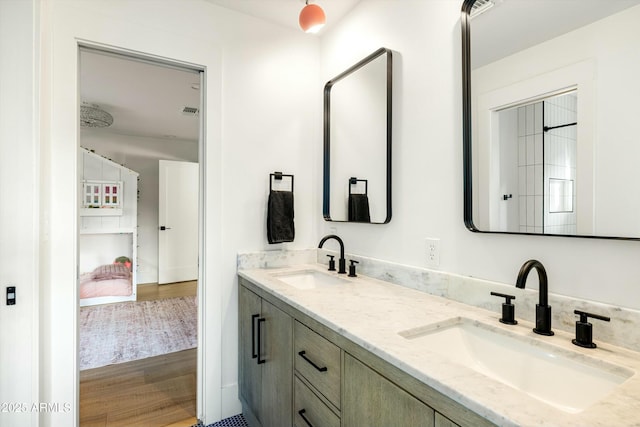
[181,106,199,116]
[470,0,495,18]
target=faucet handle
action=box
[326,255,336,271]
[572,309,610,349]
[490,292,517,325]
[348,260,359,277]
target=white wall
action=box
[0,1,40,426]
[81,131,198,284]
[38,1,319,426]
[319,1,640,312]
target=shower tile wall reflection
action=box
[517,102,544,233]
[544,92,577,235]
[516,92,577,235]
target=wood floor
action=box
[80,281,198,427]
[137,280,198,302]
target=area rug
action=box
[79,296,197,370]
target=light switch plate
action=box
[6,286,16,305]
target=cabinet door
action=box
[343,354,435,427]
[435,412,460,427]
[260,299,293,427]
[239,286,262,421]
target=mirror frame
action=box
[460,0,639,241]
[323,47,393,224]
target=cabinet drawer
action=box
[294,321,341,408]
[294,376,340,427]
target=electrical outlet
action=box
[425,238,440,268]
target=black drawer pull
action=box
[257,318,266,364]
[251,314,259,359]
[298,409,314,427]
[298,350,327,372]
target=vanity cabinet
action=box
[239,286,292,427]
[239,278,485,427]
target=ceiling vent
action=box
[470,0,495,18]
[181,106,199,117]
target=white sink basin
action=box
[399,317,633,413]
[272,270,349,290]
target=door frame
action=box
[44,3,225,422]
[73,42,218,424]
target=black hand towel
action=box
[267,190,295,243]
[348,193,371,223]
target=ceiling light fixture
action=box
[80,103,113,128]
[299,0,326,34]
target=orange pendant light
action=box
[299,0,326,33]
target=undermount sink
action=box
[399,317,633,413]
[272,270,349,290]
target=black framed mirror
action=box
[323,47,392,224]
[462,0,640,239]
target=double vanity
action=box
[238,251,640,427]
[236,2,640,425]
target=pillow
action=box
[92,263,130,281]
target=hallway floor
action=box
[80,281,197,426]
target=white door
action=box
[158,160,199,284]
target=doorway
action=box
[78,46,203,426]
[494,90,578,234]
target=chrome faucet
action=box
[318,234,346,274]
[515,259,554,336]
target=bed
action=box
[80,263,136,307]
[79,147,139,307]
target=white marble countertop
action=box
[238,263,640,427]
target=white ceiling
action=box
[204,0,362,32]
[80,49,201,142]
[472,0,640,68]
